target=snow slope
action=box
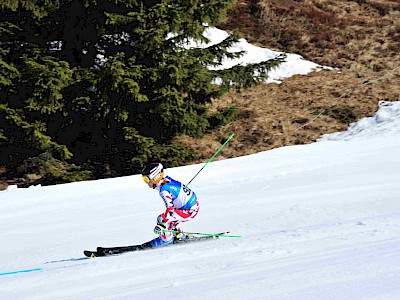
[1,28,400,299]
[1,101,400,299]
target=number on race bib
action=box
[182,186,192,196]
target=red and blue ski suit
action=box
[151,176,200,246]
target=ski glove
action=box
[154,222,167,235]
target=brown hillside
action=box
[176,0,400,162]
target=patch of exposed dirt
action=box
[177,0,400,163]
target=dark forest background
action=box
[0,0,283,187]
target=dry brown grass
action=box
[176,0,400,163]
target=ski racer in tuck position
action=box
[141,163,200,247]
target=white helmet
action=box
[141,163,164,189]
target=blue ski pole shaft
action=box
[186,133,234,186]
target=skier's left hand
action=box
[154,222,167,235]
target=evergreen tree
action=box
[0,0,284,183]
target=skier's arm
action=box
[159,190,175,223]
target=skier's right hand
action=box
[154,222,167,235]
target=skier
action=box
[141,163,200,248]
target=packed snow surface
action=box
[1,28,399,299]
[1,102,399,300]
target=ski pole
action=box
[163,229,241,238]
[186,133,234,186]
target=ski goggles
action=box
[142,175,151,184]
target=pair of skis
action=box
[84,231,240,258]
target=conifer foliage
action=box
[0,0,283,184]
